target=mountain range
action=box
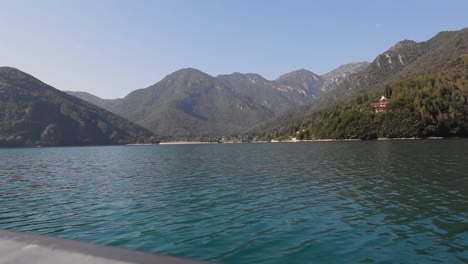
[1,27,466,145]
[287,54,468,140]
[255,28,468,139]
[256,28,468,137]
[66,62,368,137]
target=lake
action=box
[0,140,467,263]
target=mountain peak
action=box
[276,68,319,81]
[322,62,370,77]
[111,69,274,137]
[274,69,323,98]
[159,68,215,86]
[0,66,34,80]
[169,68,211,77]
[389,39,418,52]
[0,66,20,71]
[0,67,55,93]
[0,66,23,73]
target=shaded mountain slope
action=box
[0,67,155,147]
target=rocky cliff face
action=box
[320,62,370,92]
[275,69,324,99]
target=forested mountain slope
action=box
[0,67,155,147]
[68,63,368,138]
[260,54,468,140]
[253,28,468,136]
[109,68,274,137]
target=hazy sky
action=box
[0,0,467,98]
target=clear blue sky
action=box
[0,0,467,98]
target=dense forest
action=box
[259,55,468,140]
[0,67,157,147]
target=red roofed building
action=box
[373,96,388,113]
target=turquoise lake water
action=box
[0,140,467,263]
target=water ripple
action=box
[1,140,468,263]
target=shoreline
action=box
[159,141,220,145]
[271,136,451,143]
[151,137,452,145]
[1,137,458,148]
